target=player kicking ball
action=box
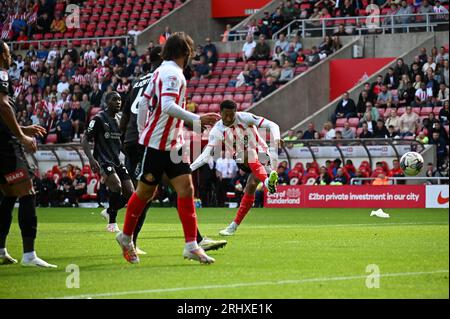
[116,32,220,264]
[0,40,56,268]
[190,100,281,236]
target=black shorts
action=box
[139,147,191,185]
[100,163,131,182]
[237,163,252,174]
[0,139,33,185]
[123,142,145,179]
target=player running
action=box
[116,32,220,264]
[0,40,56,268]
[190,100,281,236]
[120,46,226,253]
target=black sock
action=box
[133,206,148,246]
[18,195,37,253]
[0,196,17,248]
[197,229,203,243]
[119,195,128,210]
[107,191,121,223]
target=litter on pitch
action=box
[370,209,390,218]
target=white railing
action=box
[227,12,448,41]
[272,12,448,40]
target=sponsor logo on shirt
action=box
[4,169,27,184]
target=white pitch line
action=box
[54,269,449,299]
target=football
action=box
[400,151,424,176]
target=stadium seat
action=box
[208,104,220,113]
[336,118,347,127]
[46,134,58,144]
[420,107,433,116]
[348,117,359,127]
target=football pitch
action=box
[0,207,448,299]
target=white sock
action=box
[264,177,269,188]
[121,233,133,245]
[185,241,199,251]
[23,251,37,262]
[230,221,238,229]
[0,248,6,256]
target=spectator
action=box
[359,121,374,138]
[70,102,86,140]
[265,60,281,82]
[334,24,349,36]
[69,168,87,207]
[316,166,332,185]
[274,33,289,54]
[440,59,449,87]
[252,34,271,61]
[361,102,380,123]
[221,24,235,42]
[279,60,294,83]
[430,130,448,167]
[283,129,298,149]
[332,92,357,124]
[203,37,218,63]
[277,165,289,185]
[399,106,419,137]
[35,12,50,34]
[374,119,389,138]
[50,11,66,33]
[376,85,393,108]
[159,26,172,45]
[341,122,355,139]
[372,173,390,185]
[395,1,413,26]
[436,46,449,65]
[242,35,257,62]
[259,11,272,39]
[422,55,437,73]
[261,76,277,98]
[439,100,449,124]
[251,77,264,102]
[385,109,402,132]
[384,67,399,89]
[394,58,410,80]
[323,121,336,140]
[215,155,237,207]
[387,125,399,138]
[357,90,372,117]
[247,62,262,85]
[414,82,429,107]
[194,56,211,78]
[89,83,103,108]
[331,168,348,185]
[371,74,384,95]
[416,130,429,144]
[270,8,285,35]
[437,83,449,105]
[303,123,317,140]
[57,169,73,206]
[39,172,58,207]
[56,112,73,143]
[63,42,79,63]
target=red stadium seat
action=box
[208,104,220,113]
[420,107,433,116]
[336,118,347,127]
[201,95,213,104]
[348,117,359,127]
[46,134,58,144]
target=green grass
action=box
[0,207,448,299]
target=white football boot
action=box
[219,221,238,236]
[116,232,139,264]
[183,247,215,264]
[21,253,57,268]
[199,237,227,251]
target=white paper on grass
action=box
[370,209,390,218]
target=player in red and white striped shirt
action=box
[116,32,220,265]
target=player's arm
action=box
[160,72,219,127]
[0,92,37,153]
[81,117,100,173]
[190,130,220,171]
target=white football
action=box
[400,151,424,176]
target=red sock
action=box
[234,193,255,225]
[177,197,197,243]
[248,161,268,182]
[123,192,147,236]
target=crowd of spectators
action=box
[229,0,449,41]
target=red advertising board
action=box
[211,0,271,18]
[265,185,427,208]
[329,58,395,101]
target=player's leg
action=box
[0,189,18,264]
[169,173,214,264]
[101,170,123,232]
[116,148,160,264]
[247,153,278,194]
[220,173,259,236]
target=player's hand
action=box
[89,159,101,174]
[19,134,37,153]
[200,113,220,128]
[22,125,47,138]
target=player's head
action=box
[161,32,195,67]
[220,100,237,127]
[0,40,12,68]
[105,91,122,114]
[150,45,163,66]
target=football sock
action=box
[18,195,37,253]
[234,193,255,225]
[177,197,197,243]
[248,161,268,183]
[107,191,121,223]
[0,196,17,249]
[123,192,147,237]
[196,229,203,243]
[133,204,149,246]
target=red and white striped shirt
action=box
[139,61,190,151]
